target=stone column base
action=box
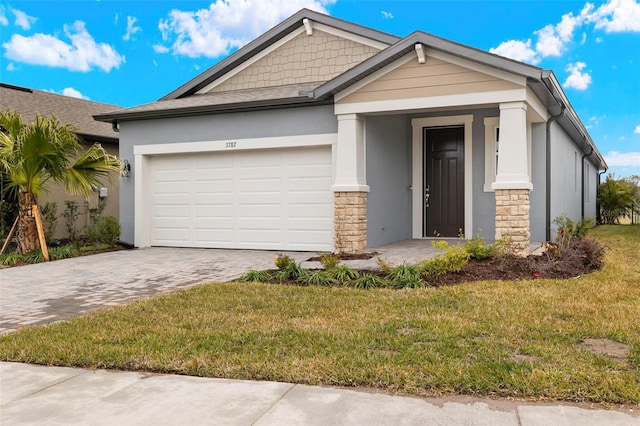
[495,189,530,255]
[334,192,367,254]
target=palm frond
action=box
[65,143,120,198]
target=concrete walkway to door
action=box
[0,241,442,334]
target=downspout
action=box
[112,120,120,133]
[545,103,565,242]
[597,168,608,224]
[581,144,594,220]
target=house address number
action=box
[225,142,237,148]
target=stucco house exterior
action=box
[1,83,120,239]
[95,9,605,254]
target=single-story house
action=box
[95,9,606,254]
[1,83,120,239]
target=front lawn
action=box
[1,225,638,404]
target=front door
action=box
[423,126,465,237]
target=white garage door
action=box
[149,146,333,251]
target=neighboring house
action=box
[1,83,120,239]
[95,9,606,254]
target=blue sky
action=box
[1,0,639,177]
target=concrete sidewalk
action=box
[1,362,637,425]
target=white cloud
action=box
[489,39,540,64]
[634,125,640,134]
[11,8,37,30]
[535,24,564,57]
[123,16,141,41]
[153,44,170,54]
[2,21,125,72]
[580,32,587,44]
[114,13,119,25]
[604,151,640,167]
[61,87,89,99]
[581,0,640,32]
[563,61,592,90]
[0,6,8,26]
[156,0,335,58]
[595,36,603,42]
[381,10,394,19]
[6,62,16,71]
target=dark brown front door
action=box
[423,126,464,237]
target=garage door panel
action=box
[154,205,190,218]
[194,179,233,194]
[195,204,233,218]
[154,181,190,195]
[150,145,333,251]
[154,227,190,243]
[239,178,281,193]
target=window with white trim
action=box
[483,117,499,192]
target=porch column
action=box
[332,114,369,254]
[492,102,532,254]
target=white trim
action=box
[134,133,336,156]
[335,54,414,102]
[313,22,389,50]
[526,87,548,122]
[335,89,528,115]
[411,115,473,239]
[426,48,527,87]
[303,18,313,36]
[415,43,426,64]
[133,133,337,248]
[196,27,307,94]
[483,117,499,192]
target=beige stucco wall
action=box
[207,30,380,93]
[338,56,522,104]
[38,143,119,240]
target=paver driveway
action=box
[0,247,314,334]
[0,241,443,334]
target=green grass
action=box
[1,225,639,404]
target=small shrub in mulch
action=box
[242,235,605,289]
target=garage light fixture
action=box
[121,159,131,177]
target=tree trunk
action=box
[16,192,39,254]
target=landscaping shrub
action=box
[319,252,340,269]
[275,261,307,282]
[298,270,338,286]
[40,202,58,243]
[464,233,495,260]
[239,270,273,282]
[421,241,470,277]
[274,254,295,270]
[348,274,389,289]
[329,264,360,281]
[49,245,80,260]
[386,263,423,288]
[553,215,594,249]
[86,216,121,247]
[62,201,81,246]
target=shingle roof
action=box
[95,82,323,121]
[0,83,120,143]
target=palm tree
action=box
[0,109,120,254]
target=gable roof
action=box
[1,83,120,144]
[161,9,399,101]
[92,9,604,169]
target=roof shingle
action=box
[0,83,120,143]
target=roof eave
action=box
[540,72,607,170]
[94,97,324,123]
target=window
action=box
[483,117,499,192]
